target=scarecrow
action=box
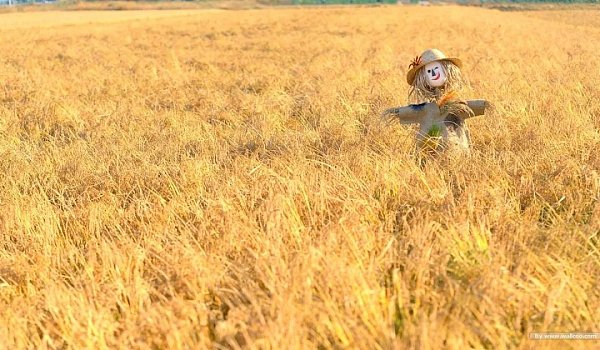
[382,49,490,156]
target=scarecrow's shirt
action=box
[443,114,464,132]
[382,98,489,154]
[409,103,427,111]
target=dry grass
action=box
[479,3,600,12]
[0,0,269,13]
[0,5,599,349]
[0,10,213,29]
[520,8,600,28]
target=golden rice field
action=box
[0,5,599,349]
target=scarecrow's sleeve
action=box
[382,102,434,124]
[466,100,490,117]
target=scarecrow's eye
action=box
[427,69,431,73]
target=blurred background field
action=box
[0,0,596,12]
[0,4,599,349]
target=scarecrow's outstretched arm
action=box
[381,102,434,125]
[466,100,490,117]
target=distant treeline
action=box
[1,0,598,5]
[0,0,55,4]
[292,0,395,4]
[292,0,600,3]
[292,0,598,3]
[470,0,599,2]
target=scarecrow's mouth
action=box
[432,71,441,81]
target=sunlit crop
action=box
[0,6,598,349]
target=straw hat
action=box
[406,49,462,85]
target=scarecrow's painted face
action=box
[424,61,447,88]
